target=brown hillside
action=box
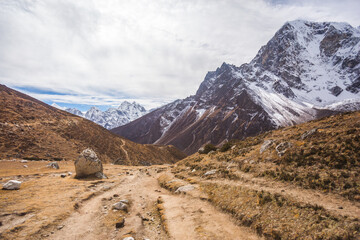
[0,84,186,164]
[167,111,360,239]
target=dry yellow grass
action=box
[169,111,360,239]
[0,161,127,240]
[0,84,186,165]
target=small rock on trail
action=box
[115,217,125,228]
[175,185,195,194]
[112,201,128,212]
[123,237,134,240]
[47,162,60,169]
[2,180,21,190]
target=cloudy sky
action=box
[1,0,360,111]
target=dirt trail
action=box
[161,194,259,240]
[202,170,360,219]
[120,139,130,161]
[49,167,260,240]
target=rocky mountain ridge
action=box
[112,20,360,154]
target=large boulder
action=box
[3,180,21,190]
[74,148,107,178]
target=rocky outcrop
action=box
[276,142,292,156]
[74,148,107,179]
[260,140,274,154]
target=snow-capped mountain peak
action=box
[59,101,147,129]
[112,20,360,155]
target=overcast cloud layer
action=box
[1,0,360,109]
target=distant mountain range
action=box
[112,20,360,154]
[1,84,185,164]
[52,101,147,129]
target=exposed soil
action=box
[0,160,261,240]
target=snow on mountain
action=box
[51,103,66,110]
[65,108,84,117]
[112,20,360,154]
[61,101,147,129]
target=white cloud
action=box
[1,0,359,108]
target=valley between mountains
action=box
[1,111,359,239]
[1,19,360,240]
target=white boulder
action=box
[3,180,21,190]
[175,185,195,194]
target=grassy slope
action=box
[0,85,186,164]
[169,111,360,239]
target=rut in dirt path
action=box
[49,167,261,240]
[161,193,260,240]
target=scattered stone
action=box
[74,148,107,179]
[275,142,292,156]
[192,169,196,172]
[51,231,54,234]
[74,203,80,210]
[95,172,108,179]
[339,206,343,209]
[204,170,216,176]
[208,150,215,155]
[175,185,195,194]
[20,160,28,163]
[115,217,125,228]
[231,145,236,150]
[123,237,134,240]
[0,221,2,226]
[47,162,59,169]
[67,172,72,176]
[113,194,119,197]
[260,140,274,154]
[112,202,128,212]
[23,165,28,168]
[301,128,317,140]
[2,180,21,190]
[249,160,255,164]
[60,174,67,178]
[120,199,129,204]
[57,225,64,230]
